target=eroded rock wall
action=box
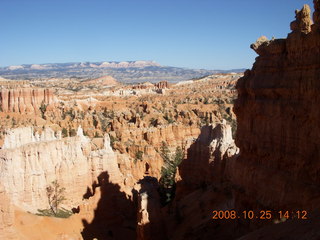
[0,127,120,212]
[0,88,54,113]
[231,1,320,211]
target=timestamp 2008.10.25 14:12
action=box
[212,210,308,220]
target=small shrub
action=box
[94,131,101,138]
[11,117,17,127]
[69,128,77,137]
[164,112,175,124]
[93,117,99,128]
[39,101,47,119]
[149,118,158,127]
[62,128,68,138]
[110,135,119,150]
[134,150,143,164]
[36,208,73,218]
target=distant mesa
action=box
[84,60,160,68]
[30,64,47,70]
[4,60,161,71]
[7,65,24,71]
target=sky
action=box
[0,0,314,70]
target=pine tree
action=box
[159,142,184,205]
[46,180,66,215]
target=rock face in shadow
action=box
[81,172,136,240]
[238,212,320,240]
[231,1,320,213]
[177,123,238,197]
[136,176,167,240]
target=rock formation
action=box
[136,177,166,240]
[232,1,320,213]
[290,4,313,34]
[0,126,120,212]
[313,0,320,29]
[0,88,55,113]
[2,127,59,149]
[154,81,169,89]
[178,122,238,196]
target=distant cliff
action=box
[0,88,54,113]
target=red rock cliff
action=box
[231,1,320,212]
[0,88,54,113]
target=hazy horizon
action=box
[0,60,247,71]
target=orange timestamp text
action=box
[212,210,308,220]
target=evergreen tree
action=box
[159,142,184,205]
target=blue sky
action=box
[0,0,314,69]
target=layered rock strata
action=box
[0,88,54,113]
